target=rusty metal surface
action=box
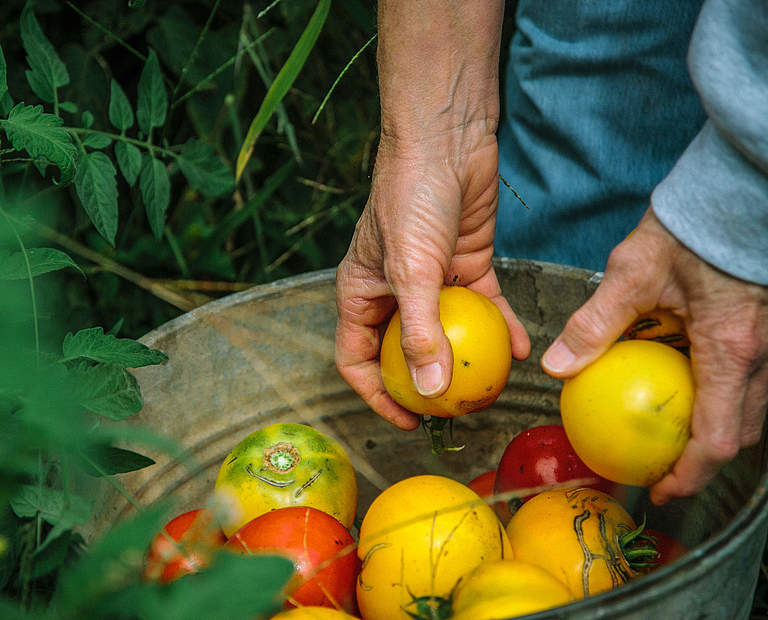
[83,259,768,619]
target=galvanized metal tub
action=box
[85,259,768,619]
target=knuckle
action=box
[563,307,609,350]
[702,434,740,465]
[399,325,436,360]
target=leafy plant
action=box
[0,0,379,616]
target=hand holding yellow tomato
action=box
[559,340,694,487]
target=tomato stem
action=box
[421,416,464,455]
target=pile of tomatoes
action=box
[142,289,692,619]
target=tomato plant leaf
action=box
[139,154,170,239]
[10,485,92,552]
[108,79,134,132]
[114,141,142,186]
[0,45,8,103]
[176,138,234,198]
[136,50,167,134]
[20,2,70,103]
[79,444,155,476]
[1,103,76,184]
[236,0,330,181]
[62,326,168,367]
[81,133,112,150]
[0,247,84,280]
[52,503,170,615]
[69,362,143,420]
[98,553,294,620]
[74,150,119,246]
[31,530,83,580]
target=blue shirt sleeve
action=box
[652,0,768,285]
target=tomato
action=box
[506,487,649,600]
[560,340,694,487]
[623,309,690,348]
[228,506,359,613]
[493,425,617,525]
[269,607,358,620]
[644,529,689,567]
[467,470,496,502]
[143,508,226,584]
[380,286,512,419]
[450,559,572,620]
[213,422,357,537]
[356,474,511,620]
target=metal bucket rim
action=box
[137,261,768,613]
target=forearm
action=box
[377,0,504,148]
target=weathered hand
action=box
[335,131,530,429]
[542,208,768,504]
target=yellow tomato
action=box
[356,475,511,620]
[623,309,690,348]
[213,422,357,537]
[450,559,572,620]
[560,339,694,487]
[269,607,357,620]
[380,286,512,418]
[506,488,643,600]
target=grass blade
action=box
[235,0,331,182]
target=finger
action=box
[650,340,747,504]
[335,317,420,430]
[396,284,454,398]
[740,362,768,446]
[464,266,531,360]
[541,275,644,378]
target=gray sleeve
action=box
[651,0,768,285]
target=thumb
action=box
[396,287,454,397]
[542,276,643,378]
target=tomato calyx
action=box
[619,515,658,571]
[403,593,453,620]
[421,416,465,455]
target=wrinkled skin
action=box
[543,210,768,504]
[334,0,768,505]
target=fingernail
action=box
[413,362,444,396]
[542,340,576,373]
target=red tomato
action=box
[646,529,689,567]
[467,470,496,501]
[494,425,617,524]
[143,508,227,583]
[228,506,359,613]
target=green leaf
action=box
[70,362,143,420]
[81,132,112,149]
[236,0,330,181]
[31,530,82,579]
[114,141,142,186]
[98,553,293,620]
[20,2,70,103]
[0,247,84,280]
[177,138,234,197]
[81,110,94,128]
[74,150,118,245]
[108,79,134,132]
[79,444,155,476]
[139,154,170,239]
[62,326,167,367]
[0,46,8,103]
[136,50,167,134]
[10,485,92,551]
[59,101,78,114]
[1,103,76,184]
[52,503,169,615]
